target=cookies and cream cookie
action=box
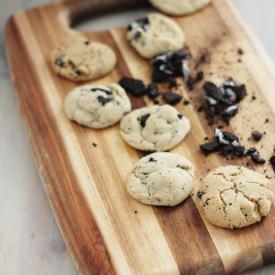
[127,13,185,58]
[51,39,116,82]
[127,152,195,206]
[64,84,131,129]
[149,0,210,16]
[197,166,273,229]
[120,105,190,152]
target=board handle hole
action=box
[67,0,153,32]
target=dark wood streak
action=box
[5,16,116,275]
[154,202,225,275]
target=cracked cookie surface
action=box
[149,0,210,16]
[197,166,274,229]
[127,13,185,58]
[127,152,195,206]
[120,105,191,152]
[64,84,131,129]
[51,39,116,82]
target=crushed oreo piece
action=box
[119,77,146,97]
[162,92,182,105]
[151,51,190,82]
[251,130,263,142]
[177,114,183,119]
[183,100,190,106]
[202,78,247,124]
[97,96,113,105]
[200,128,265,164]
[84,40,90,45]
[200,141,220,155]
[92,142,97,147]
[186,71,204,90]
[270,156,275,172]
[138,113,150,128]
[249,150,266,164]
[146,83,159,99]
[197,191,205,199]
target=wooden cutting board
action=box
[5,0,275,274]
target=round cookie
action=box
[127,13,185,58]
[120,105,191,152]
[149,0,210,16]
[127,152,195,206]
[197,166,273,229]
[64,83,131,129]
[51,39,116,82]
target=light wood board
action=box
[5,0,275,274]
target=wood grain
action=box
[4,0,275,274]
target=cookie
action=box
[127,13,185,58]
[149,0,210,16]
[51,39,116,82]
[64,84,131,129]
[127,152,195,206]
[197,166,273,229]
[120,105,191,151]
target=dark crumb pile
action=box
[200,128,266,164]
[151,51,190,83]
[202,78,247,125]
[119,77,147,97]
[92,142,97,148]
[118,76,183,105]
[251,130,263,142]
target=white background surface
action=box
[0,1,275,274]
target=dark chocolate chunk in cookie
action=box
[138,113,151,128]
[251,130,263,142]
[97,96,113,106]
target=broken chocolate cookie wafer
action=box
[200,128,266,165]
[202,78,247,124]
